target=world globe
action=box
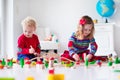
[96,0,115,17]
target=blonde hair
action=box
[75,15,94,40]
[21,16,37,30]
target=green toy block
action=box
[0,77,15,80]
[113,70,120,72]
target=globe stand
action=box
[105,18,108,23]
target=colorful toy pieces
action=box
[1,53,120,70]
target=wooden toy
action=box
[1,58,6,66]
[41,52,60,62]
[61,57,75,67]
[30,61,36,67]
[48,74,64,80]
[20,58,24,68]
[25,61,31,68]
[7,59,13,69]
[118,75,120,79]
[0,63,4,69]
[12,58,17,63]
[113,69,120,72]
[114,55,120,64]
[0,77,14,80]
[44,59,49,68]
[49,68,54,74]
[24,58,29,63]
[48,57,54,69]
[107,53,113,62]
[26,76,34,80]
[108,61,113,67]
[36,60,44,69]
[96,60,102,67]
[85,58,88,68]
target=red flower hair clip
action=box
[79,19,86,25]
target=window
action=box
[0,0,14,59]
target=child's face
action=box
[23,25,35,38]
[83,24,93,37]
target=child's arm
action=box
[35,44,41,54]
[89,38,98,54]
[35,36,41,54]
[17,39,30,54]
[68,33,76,56]
[68,41,75,55]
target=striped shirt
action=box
[68,32,98,56]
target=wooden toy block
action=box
[48,74,64,80]
[0,63,4,69]
[26,76,34,80]
[49,68,54,74]
[0,77,14,80]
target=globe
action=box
[96,0,115,17]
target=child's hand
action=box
[73,54,80,61]
[34,52,37,56]
[29,45,35,54]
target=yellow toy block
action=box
[30,61,36,67]
[26,76,34,80]
[12,58,17,63]
[48,74,64,80]
[118,75,120,79]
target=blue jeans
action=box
[17,54,36,61]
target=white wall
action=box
[13,0,120,56]
[13,0,30,57]
[28,0,99,53]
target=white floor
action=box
[0,64,120,80]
